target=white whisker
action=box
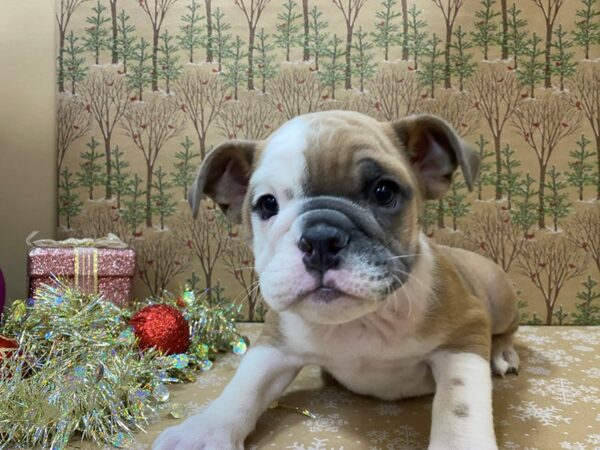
[393,274,413,319]
[387,253,423,261]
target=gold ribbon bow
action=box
[26,231,129,249]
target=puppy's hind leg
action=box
[491,313,520,377]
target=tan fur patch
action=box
[418,243,492,361]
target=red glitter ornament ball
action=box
[130,304,190,355]
[0,334,18,366]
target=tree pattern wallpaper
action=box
[56,0,600,324]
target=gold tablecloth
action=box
[70,325,599,450]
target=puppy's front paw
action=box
[152,413,244,450]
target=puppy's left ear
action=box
[389,114,480,200]
[187,140,256,223]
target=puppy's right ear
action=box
[187,140,256,224]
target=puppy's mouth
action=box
[312,285,345,302]
[299,284,352,303]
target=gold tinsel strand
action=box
[0,280,244,449]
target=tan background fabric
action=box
[0,0,57,304]
[68,324,600,450]
[51,0,600,324]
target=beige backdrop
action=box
[0,0,56,305]
[55,0,600,324]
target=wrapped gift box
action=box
[27,234,135,305]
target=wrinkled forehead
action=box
[250,112,413,199]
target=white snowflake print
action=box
[308,387,355,409]
[184,399,212,415]
[373,402,403,416]
[502,443,540,450]
[525,365,551,376]
[302,413,348,433]
[582,367,600,379]
[527,348,582,368]
[528,378,600,406]
[286,437,345,450]
[556,329,600,346]
[194,371,227,388]
[560,434,600,449]
[366,425,426,450]
[216,352,244,369]
[572,345,594,352]
[509,401,571,427]
[493,376,515,391]
[366,430,391,444]
[517,329,556,347]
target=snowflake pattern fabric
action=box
[65,325,600,449]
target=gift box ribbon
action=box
[74,247,99,294]
[26,231,129,249]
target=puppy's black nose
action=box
[298,224,349,274]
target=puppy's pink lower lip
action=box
[312,286,344,302]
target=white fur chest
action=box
[279,307,440,400]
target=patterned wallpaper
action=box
[56,0,600,324]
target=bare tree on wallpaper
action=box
[137,0,180,92]
[121,97,186,227]
[463,206,526,272]
[57,0,90,93]
[431,0,465,89]
[511,93,581,229]
[217,95,281,141]
[566,205,600,273]
[529,0,565,89]
[223,238,261,321]
[57,95,91,171]
[467,64,521,200]
[568,65,600,200]
[135,231,191,297]
[81,69,130,199]
[205,0,213,62]
[332,0,367,90]
[500,0,508,59]
[517,236,587,325]
[73,203,131,241]
[175,69,227,159]
[173,208,229,301]
[109,0,118,64]
[418,92,481,138]
[234,0,271,91]
[267,66,325,120]
[366,66,422,121]
[302,0,310,61]
[401,0,409,60]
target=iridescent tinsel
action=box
[0,281,244,449]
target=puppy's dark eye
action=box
[255,194,279,220]
[372,180,398,207]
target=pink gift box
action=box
[28,247,136,305]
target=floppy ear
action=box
[389,114,480,200]
[187,140,256,223]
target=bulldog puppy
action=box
[153,111,519,450]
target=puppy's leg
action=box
[428,351,498,450]
[153,345,303,450]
